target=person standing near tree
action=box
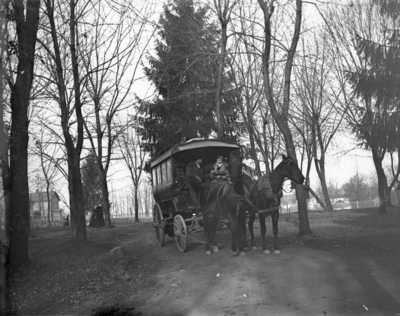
[185,158,203,208]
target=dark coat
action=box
[186,161,204,182]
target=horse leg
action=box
[203,214,212,255]
[212,211,219,253]
[226,208,246,256]
[227,210,238,256]
[239,209,248,251]
[260,214,270,254]
[248,213,257,250]
[272,211,281,254]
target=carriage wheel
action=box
[154,204,164,247]
[174,215,188,253]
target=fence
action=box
[281,198,382,213]
[30,219,64,229]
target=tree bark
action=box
[7,0,41,268]
[215,12,228,139]
[45,0,86,241]
[134,186,139,222]
[0,1,10,311]
[372,149,388,214]
[98,166,111,228]
[314,158,334,212]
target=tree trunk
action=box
[315,159,334,212]
[99,167,111,228]
[45,0,86,240]
[372,150,388,214]
[134,186,139,222]
[258,0,312,236]
[46,187,51,227]
[0,3,10,311]
[7,0,41,268]
[8,95,30,265]
[216,22,227,138]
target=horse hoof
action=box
[251,246,257,251]
[239,251,246,257]
[263,249,271,255]
[206,250,212,255]
[273,249,281,254]
[213,246,219,253]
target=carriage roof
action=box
[150,139,240,169]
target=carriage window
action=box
[156,166,161,186]
[165,160,171,182]
[161,162,167,184]
[152,169,157,186]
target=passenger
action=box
[210,156,229,181]
[185,158,204,208]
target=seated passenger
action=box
[210,156,229,181]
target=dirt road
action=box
[124,222,400,316]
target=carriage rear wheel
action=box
[174,215,188,253]
[154,204,164,247]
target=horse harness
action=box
[201,181,246,217]
[242,179,282,216]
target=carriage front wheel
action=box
[174,215,188,253]
[154,204,165,247]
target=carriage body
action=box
[150,139,240,252]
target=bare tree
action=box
[40,0,87,241]
[230,2,284,175]
[212,0,238,138]
[82,0,154,228]
[0,0,41,267]
[117,119,147,222]
[257,0,312,235]
[292,33,346,212]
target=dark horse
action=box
[243,155,305,254]
[199,156,246,256]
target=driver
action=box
[185,158,204,208]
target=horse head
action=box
[228,156,243,181]
[280,155,305,185]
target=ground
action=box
[6,207,400,316]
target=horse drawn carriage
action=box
[151,138,241,253]
[151,138,306,255]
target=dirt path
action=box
[11,210,400,316]
[123,224,400,316]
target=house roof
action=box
[29,191,60,202]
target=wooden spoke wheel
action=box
[154,204,164,247]
[174,215,188,253]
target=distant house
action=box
[29,190,64,222]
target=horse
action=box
[199,156,247,256]
[242,155,305,254]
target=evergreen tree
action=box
[138,0,239,156]
[346,0,400,213]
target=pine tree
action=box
[138,0,239,156]
[346,0,400,213]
